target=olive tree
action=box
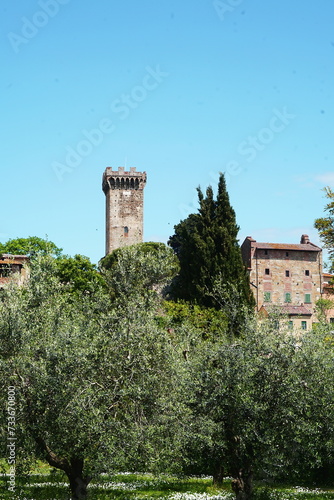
[0,252,182,499]
[182,320,334,499]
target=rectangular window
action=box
[0,264,11,278]
[285,292,291,303]
[286,252,289,257]
[301,321,307,330]
[264,250,268,255]
[285,270,290,277]
[265,268,270,275]
[304,294,311,304]
[264,292,271,302]
[330,318,334,324]
[288,321,293,329]
[305,270,310,276]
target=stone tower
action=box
[102,166,147,255]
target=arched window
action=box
[124,226,129,237]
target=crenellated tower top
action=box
[102,167,147,194]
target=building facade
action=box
[102,166,147,255]
[0,254,29,287]
[241,235,323,329]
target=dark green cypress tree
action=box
[168,174,255,312]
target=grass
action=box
[1,470,334,499]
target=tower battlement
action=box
[102,167,147,194]
[102,166,147,255]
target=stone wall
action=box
[102,167,147,254]
[252,247,322,310]
[241,235,323,329]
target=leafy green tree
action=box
[0,238,105,295]
[315,297,334,324]
[168,173,254,313]
[0,236,62,258]
[55,254,105,294]
[315,186,334,272]
[160,300,228,339]
[0,254,183,499]
[182,321,334,499]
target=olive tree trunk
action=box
[231,469,253,500]
[67,458,90,500]
[35,438,91,500]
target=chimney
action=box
[300,234,310,244]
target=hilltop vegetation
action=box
[1,176,334,500]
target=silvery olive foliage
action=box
[1,251,334,500]
[0,252,184,499]
[181,314,334,498]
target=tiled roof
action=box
[254,242,321,252]
[0,254,29,264]
[1,254,29,258]
[282,305,312,316]
[262,304,312,316]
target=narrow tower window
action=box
[124,226,129,237]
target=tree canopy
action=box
[181,318,334,498]
[0,253,184,499]
[0,236,62,258]
[1,250,334,500]
[2,189,334,500]
[55,254,105,294]
[168,173,254,312]
[314,186,334,272]
[99,242,179,299]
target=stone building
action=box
[102,167,147,255]
[241,235,323,329]
[0,254,29,287]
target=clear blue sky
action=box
[1,0,334,264]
